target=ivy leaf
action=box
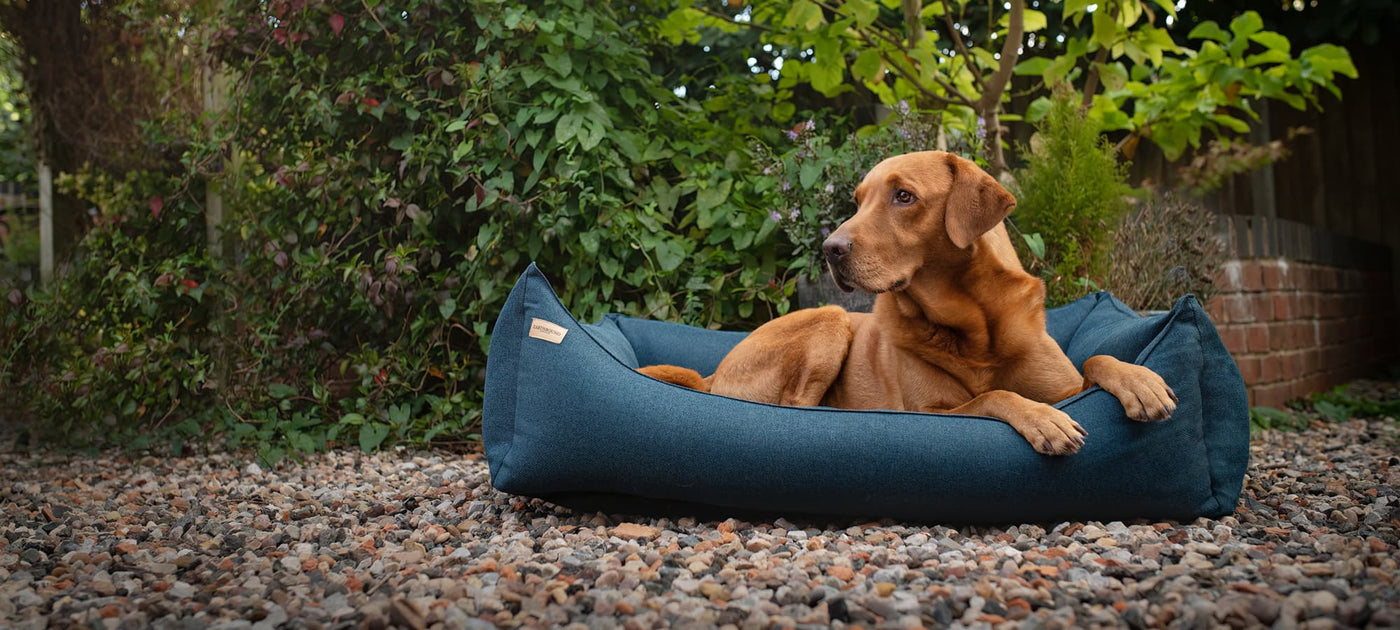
[268,383,297,399]
[438,297,456,319]
[555,112,583,144]
[542,52,572,77]
[696,178,732,214]
[654,240,685,272]
[149,196,163,219]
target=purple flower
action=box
[789,207,800,220]
[897,100,911,116]
[804,119,816,131]
[975,116,987,141]
[824,183,835,193]
[820,227,831,237]
[769,210,783,223]
[786,129,800,141]
[781,180,790,191]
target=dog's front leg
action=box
[939,391,1087,456]
[1081,355,1178,422]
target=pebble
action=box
[2,386,1399,629]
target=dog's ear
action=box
[944,155,1017,249]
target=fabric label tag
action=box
[528,318,569,344]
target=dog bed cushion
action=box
[483,264,1249,524]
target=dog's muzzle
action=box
[822,235,856,293]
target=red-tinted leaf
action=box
[361,97,381,107]
[274,251,289,269]
[335,91,355,105]
[328,13,345,37]
[180,279,199,289]
[149,197,163,219]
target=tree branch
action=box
[941,0,985,92]
[976,0,1023,112]
[1080,1,1119,108]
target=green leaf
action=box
[388,133,414,151]
[786,0,826,30]
[654,239,685,272]
[1021,9,1047,33]
[844,0,879,26]
[1021,232,1046,259]
[439,297,456,319]
[542,51,573,76]
[1092,9,1121,49]
[268,384,297,399]
[359,423,390,453]
[1014,57,1051,76]
[852,48,884,83]
[696,178,732,213]
[1026,96,1053,121]
[1062,0,1092,19]
[1301,44,1358,79]
[1188,21,1229,43]
[1248,31,1291,54]
[555,112,583,144]
[799,162,823,190]
[1229,11,1264,39]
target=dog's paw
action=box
[1011,407,1087,456]
[1093,360,1177,422]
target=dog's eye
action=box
[893,189,916,205]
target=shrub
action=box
[1103,193,1226,312]
[0,0,791,461]
[1012,91,1131,307]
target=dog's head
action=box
[822,151,1017,293]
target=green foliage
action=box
[0,36,30,184]
[1249,405,1309,436]
[1034,7,1357,160]
[1309,386,1400,421]
[0,0,791,460]
[1012,91,1130,307]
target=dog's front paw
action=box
[1010,407,1087,456]
[1088,358,1177,422]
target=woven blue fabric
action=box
[483,264,1249,524]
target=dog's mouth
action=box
[828,264,908,295]
[829,266,857,293]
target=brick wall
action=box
[1207,258,1397,408]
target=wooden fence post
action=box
[37,161,52,285]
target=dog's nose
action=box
[823,235,852,264]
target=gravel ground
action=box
[2,402,1398,629]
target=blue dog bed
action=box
[483,264,1249,524]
